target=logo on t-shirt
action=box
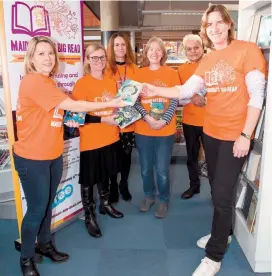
[204,60,237,93]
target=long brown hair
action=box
[200,4,235,49]
[107,32,135,75]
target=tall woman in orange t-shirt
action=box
[13,36,126,276]
[142,5,266,276]
[72,43,124,239]
[105,33,139,203]
[134,37,179,219]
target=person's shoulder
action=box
[162,65,176,73]
[21,73,50,88]
[75,75,91,85]
[231,39,259,51]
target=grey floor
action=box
[0,150,270,276]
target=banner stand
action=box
[0,0,85,252]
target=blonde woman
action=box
[13,36,126,276]
[134,37,179,218]
[72,43,124,239]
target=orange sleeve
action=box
[243,43,267,75]
[23,74,68,112]
[72,78,87,101]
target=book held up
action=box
[115,80,143,106]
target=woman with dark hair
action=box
[105,32,139,203]
[142,5,266,275]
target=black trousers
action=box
[111,132,134,185]
[203,134,247,262]
[183,123,203,189]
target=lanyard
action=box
[116,64,127,85]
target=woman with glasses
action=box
[72,43,124,239]
[141,5,266,275]
[105,33,139,203]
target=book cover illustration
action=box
[175,107,185,144]
[149,102,165,120]
[247,193,258,233]
[114,106,141,129]
[64,111,86,126]
[115,79,143,106]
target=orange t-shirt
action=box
[177,62,205,127]
[72,75,119,151]
[195,40,266,141]
[14,73,68,160]
[105,63,139,132]
[135,66,180,137]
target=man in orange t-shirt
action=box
[177,34,206,199]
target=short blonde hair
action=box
[142,37,168,67]
[24,36,59,76]
[84,43,107,75]
[200,4,235,49]
[183,34,203,49]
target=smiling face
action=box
[31,42,55,76]
[114,36,127,60]
[88,48,107,73]
[206,11,230,49]
[147,41,164,65]
[184,40,204,63]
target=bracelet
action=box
[241,132,251,140]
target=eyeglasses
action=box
[89,55,106,62]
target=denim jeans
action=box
[135,134,174,203]
[13,153,63,258]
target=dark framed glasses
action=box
[89,55,106,62]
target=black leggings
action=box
[203,134,247,262]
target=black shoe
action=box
[35,242,69,263]
[84,203,102,238]
[109,183,119,204]
[181,187,200,199]
[99,200,124,219]
[20,257,40,276]
[119,182,132,201]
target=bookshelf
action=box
[0,57,14,211]
[234,1,272,273]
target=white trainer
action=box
[197,233,232,249]
[192,257,221,276]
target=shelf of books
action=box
[234,2,271,273]
[0,86,11,173]
[175,107,185,145]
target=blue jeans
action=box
[13,153,63,258]
[135,134,174,203]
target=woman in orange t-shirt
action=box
[13,37,126,276]
[134,37,179,219]
[142,5,266,276]
[105,33,139,203]
[72,43,123,239]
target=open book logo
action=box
[12,2,51,37]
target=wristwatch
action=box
[241,132,251,140]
